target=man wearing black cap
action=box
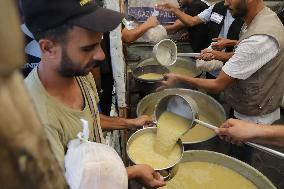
[22,0,165,187]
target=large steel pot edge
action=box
[132,64,170,94]
[126,127,184,180]
[169,150,276,189]
[136,88,226,144]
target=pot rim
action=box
[136,88,227,144]
[132,64,169,82]
[126,127,184,171]
[171,150,276,189]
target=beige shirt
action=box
[25,68,104,168]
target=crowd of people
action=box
[16,0,284,188]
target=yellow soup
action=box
[155,111,191,156]
[128,132,182,169]
[161,162,257,189]
[138,73,163,80]
[169,67,196,77]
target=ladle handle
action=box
[195,119,217,130]
[177,53,200,58]
[195,119,284,159]
[245,142,284,159]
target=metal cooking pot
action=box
[132,64,169,94]
[137,57,202,90]
[138,57,202,78]
[136,89,228,153]
[154,94,199,131]
[126,127,184,179]
[166,150,276,189]
[153,39,200,66]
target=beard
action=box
[230,0,248,19]
[57,48,99,77]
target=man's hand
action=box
[215,119,262,145]
[199,48,215,61]
[156,3,179,13]
[211,37,237,51]
[129,115,154,128]
[144,16,159,28]
[199,48,231,62]
[157,73,178,91]
[127,165,166,188]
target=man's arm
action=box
[122,16,159,43]
[156,3,203,27]
[159,70,235,93]
[100,114,153,130]
[200,49,234,62]
[216,119,284,147]
[211,37,238,51]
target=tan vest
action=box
[225,7,284,116]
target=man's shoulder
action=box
[24,68,54,125]
[25,68,46,101]
[188,0,209,12]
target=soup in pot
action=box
[128,132,182,169]
[181,114,215,142]
[138,73,164,80]
[160,162,257,189]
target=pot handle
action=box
[157,169,171,181]
[143,120,157,128]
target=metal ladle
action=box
[155,94,284,159]
[153,39,200,66]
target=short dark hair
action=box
[33,23,74,44]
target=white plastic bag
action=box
[196,59,224,72]
[65,120,128,189]
[142,25,168,44]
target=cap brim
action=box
[69,7,124,32]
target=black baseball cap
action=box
[21,0,124,35]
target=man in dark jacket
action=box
[165,0,211,53]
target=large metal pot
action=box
[137,57,202,89]
[138,57,202,77]
[136,88,228,153]
[165,150,276,189]
[132,64,169,94]
[126,127,184,179]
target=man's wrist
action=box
[228,40,237,47]
[125,118,136,128]
[254,125,273,139]
[127,165,140,179]
[175,73,187,82]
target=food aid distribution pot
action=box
[132,64,169,94]
[155,94,284,159]
[126,127,184,180]
[137,57,202,90]
[136,88,227,152]
[167,150,276,189]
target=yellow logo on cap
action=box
[80,0,92,6]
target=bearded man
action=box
[160,0,284,162]
[22,0,165,187]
